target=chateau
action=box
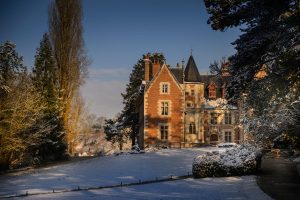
[137,55,244,149]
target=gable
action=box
[208,81,216,89]
[145,64,182,94]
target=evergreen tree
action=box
[0,41,46,170]
[32,33,58,110]
[31,33,67,162]
[104,116,128,151]
[121,53,165,146]
[204,0,300,141]
[0,41,26,99]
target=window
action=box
[186,102,193,107]
[189,122,196,134]
[209,87,216,99]
[210,113,217,124]
[162,83,168,94]
[161,101,169,115]
[191,89,195,96]
[225,131,232,142]
[222,84,226,98]
[160,125,168,140]
[208,82,217,99]
[225,112,232,124]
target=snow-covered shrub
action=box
[193,144,262,178]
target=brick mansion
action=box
[137,55,244,148]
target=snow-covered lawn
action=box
[0,147,271,199]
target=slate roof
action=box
[170,68,184,84]
[199,75,230,88]
[184,56,201,82]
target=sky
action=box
[0,0,241,118]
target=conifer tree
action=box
[31,33,67,161]
[0,41,46,170]
[32,33,58,110]
[204,0,300,140]
[104,116,128,151]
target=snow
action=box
[17,176,271,200]
[217,142,239,148]
[193,144,262,177]
[293,157,300,163]
[203,98,237,109]
[0,148,270,199]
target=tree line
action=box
[0,0,88,171]
[205,0,300,147]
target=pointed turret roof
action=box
[184,55,201,82]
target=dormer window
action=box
[208,82,217,99]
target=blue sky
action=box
[0,0,240,118]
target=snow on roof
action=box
[203,98,237,109]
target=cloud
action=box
[81,67,129,118]
[88,67,130,80]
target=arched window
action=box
[189,122,196,134]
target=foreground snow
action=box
[20,176,271,200]
[0,147,271,199]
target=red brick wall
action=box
[144,65,183,145]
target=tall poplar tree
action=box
[48,0,88,154]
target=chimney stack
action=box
[152,58,160,77]
[143,54,150,81]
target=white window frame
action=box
[159,100,171,116]
[224,131,232,142]
[160,82,170,94]
[191,89,195,96]
[210,112,218,125]
[159,123,169,140]
[186,101,193,108]
[224,112,232,124]
[189,122,196,134]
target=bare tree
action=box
[48,0,89,154]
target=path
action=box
[257,152,300,200]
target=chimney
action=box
[143,54,150,81]
[152,58,161,77]
[221,62,230,76]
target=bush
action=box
[193,144,262,178]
